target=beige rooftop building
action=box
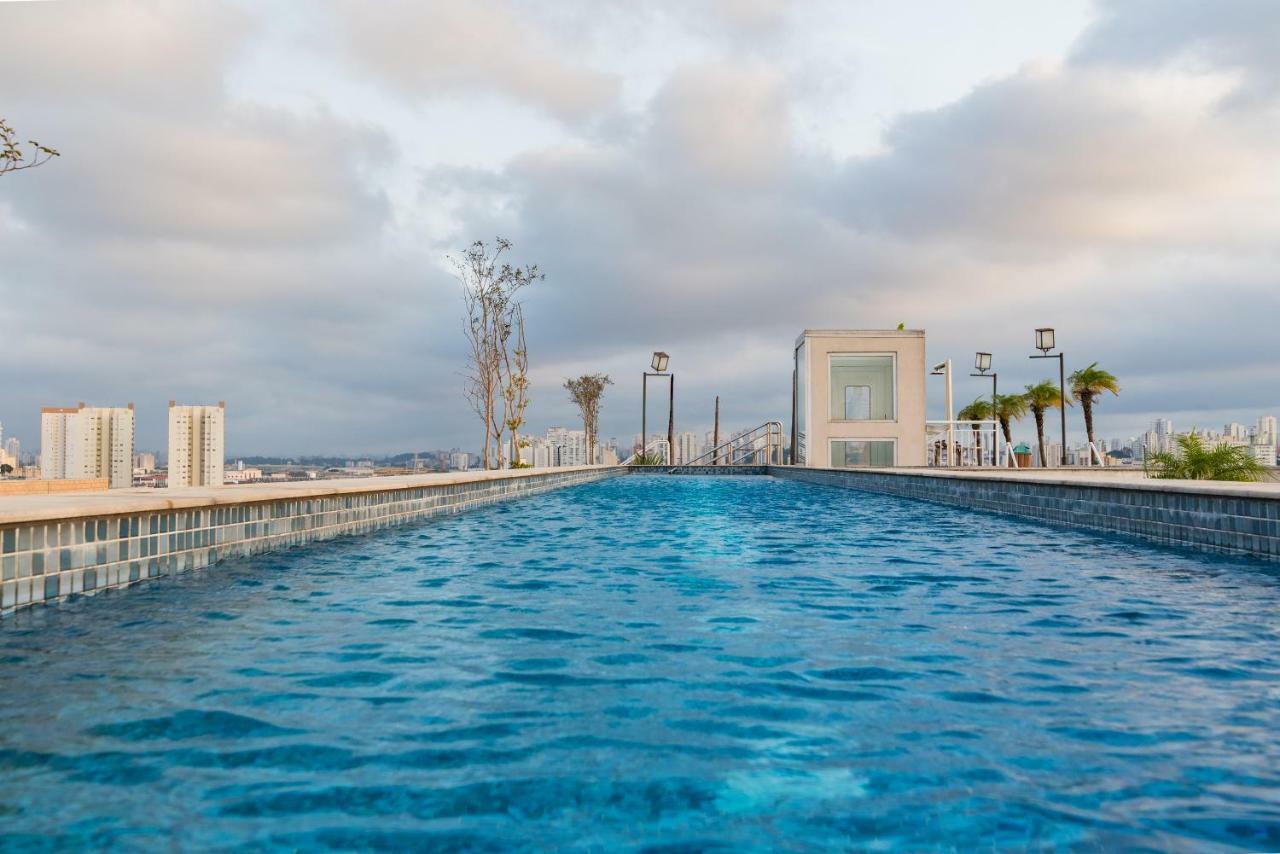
[792,329,927,468]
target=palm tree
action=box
[957,398,992,465]
[1024,380,1067,467]
[993,393,1029,446]
[1068,362,1119,456]
[1145,432,1269,482]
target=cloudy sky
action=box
[1,0,1276,456]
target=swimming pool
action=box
[2,474,1278,850]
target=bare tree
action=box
[452,238,540,469]
[1,118,58,177]
[564,374,612,465]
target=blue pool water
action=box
[2,475,1280,851]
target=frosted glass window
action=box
[844,385,871,420]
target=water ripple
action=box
[2,474,1279,850]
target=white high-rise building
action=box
[546,427,587,467]
[1224,422,1249,443]
[70,405,136,489]
[1259,415,1277,449]
[40,403,135,488]
[1250,443,1277,467]
[167,402,225,488]
[677,431,699,464]
[40,406,79,479]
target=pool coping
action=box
[0,466,625,614]
[0,465,620,526]
[767,465,1280,561]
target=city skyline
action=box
[1,1,1277,454]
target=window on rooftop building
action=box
[831,439,895,467]
[829,354,895,421]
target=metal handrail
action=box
[669,421,784,471]
[621,438,670,466]
[926,419,1004,467]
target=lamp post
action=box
[931,359,954,466]
[1029,328,1067,466]
[970,352,997,466]
[641,351,673,464]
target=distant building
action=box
[40,406,79,480]
[449,451,470,471]
[134,451,157,472]
[167,401,225,488]
[546,427,587,466]
[676,431,699,464]
[1250,443,1277,467]
[1259,415,1277,449]
[3,438,18,462]
[526,440,552,468]
[793,329,926,468]
[40,403,135,488]
[1224,422,1249,443]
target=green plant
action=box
[630,450,665,466]
[1144,432,1270,482]
[1024,380,1068,467]
[510,460,534,469]
[1,117,58,177]
[1068,362,1119,453]
[957,398,992,464]
[993,392,1029,445]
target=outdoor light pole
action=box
[641,351,672,463]
[931,359,954,466]
[970,352,997,466]
[1029,328,1068,466]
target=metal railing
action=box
[669,421,784,471]
[926,420,1010,467]
[620,438,671,466]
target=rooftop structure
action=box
[792,329,927,468]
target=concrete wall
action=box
[771,466,1280,561]
[0,466,623,614]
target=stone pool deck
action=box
[0,466,624,614]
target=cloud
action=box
[425,23,1279,444]
[0,0,1275,456]
[1072,0,1280,104]
[829,66,1278,254]
[0,1,459,454]
[334,0,620,123]
[649,62,791,184]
